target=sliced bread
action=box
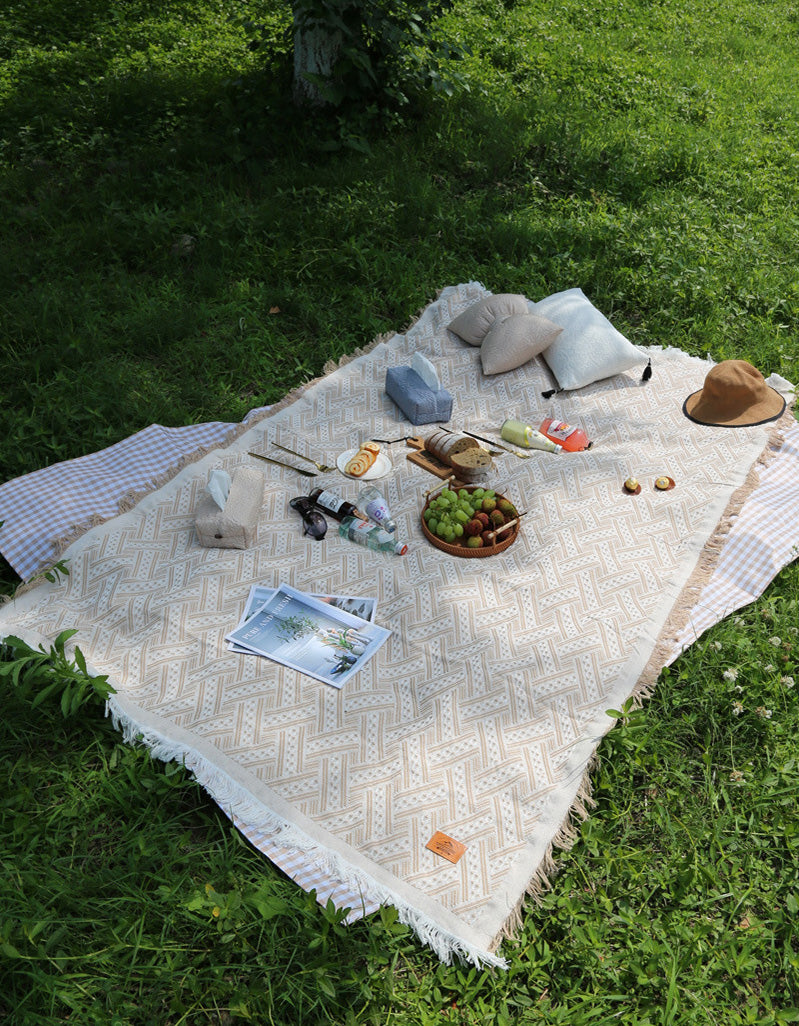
[449,447,494,481]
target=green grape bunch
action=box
[422,486,516,548]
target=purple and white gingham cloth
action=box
[667,421,799,661]
[0,410,269,581]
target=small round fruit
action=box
[481,497,497,513]
[465,518,483,537]
[489,509,506,528]
[481,530,495,546]
[466,535,484,548]
[475,511,490,529]
[497,499,516,517]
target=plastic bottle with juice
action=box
[538,417,592,452]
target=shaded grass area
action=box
[2,0,798,483]
[2,0,799,1021]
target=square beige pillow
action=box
[480,313,563,375]
[447,293,529,346]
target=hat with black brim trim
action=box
[683,359,785,427]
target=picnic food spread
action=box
[230,330,784,564]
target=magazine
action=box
[225,584,390,689]
[228,587,377,653]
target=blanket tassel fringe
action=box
[106,694,508,970]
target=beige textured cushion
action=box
[448,294,529,346]
[480,313,562,375]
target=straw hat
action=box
[683,359,785,427]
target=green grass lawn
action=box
[2,0,799,1022]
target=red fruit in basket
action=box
[475,512,490,529]
[489,509,506,528]
[465,518,483,537]
[481,530,495,546]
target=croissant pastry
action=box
[345,441,380,477]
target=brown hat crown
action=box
[683,359,785,427]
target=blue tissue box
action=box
[385,366,453,425]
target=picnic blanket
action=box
[1,283,796,967]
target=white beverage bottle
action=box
[501,419,562,452]
[357,485,397,533]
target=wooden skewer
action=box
[485,510,528,541]
[488,517,520,540]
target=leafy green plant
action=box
[0,630,113,718]
[276,612,319,642]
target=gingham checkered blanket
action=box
[0,410,270,581]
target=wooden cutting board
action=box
[404,437,465,486]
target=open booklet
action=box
[225,584,390,689]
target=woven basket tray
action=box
[420,485,521,558]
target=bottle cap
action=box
[394,542,408,554]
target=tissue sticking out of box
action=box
[385,352,453,425]
[196,466,265,549]
[207,469,231,510]
[411,352,440,391]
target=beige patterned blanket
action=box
[0,284,786,967]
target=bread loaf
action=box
[425,431,479,466]
[449,447,494,481]
[345,441,380,477]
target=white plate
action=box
[337,448,393,480]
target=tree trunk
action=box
[293,16,342,108]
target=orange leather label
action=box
[426,831,467,864]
